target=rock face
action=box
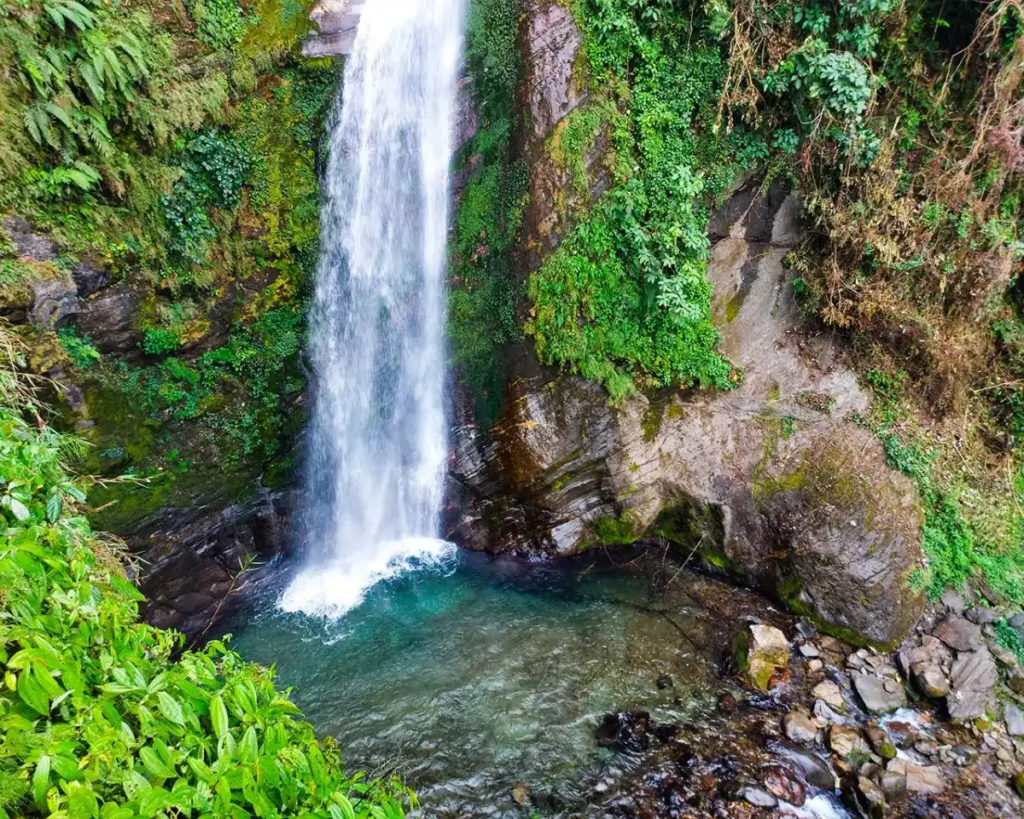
[445,1,925,649]
[302,0,365,58]
[447,184,925,647]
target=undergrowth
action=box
[0,327,415,819]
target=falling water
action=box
[280,0,464,618]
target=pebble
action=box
[1005,703,1024,737]
[911,661,950,697]
[784,711,819,744]
[829,725,868,761]
[812,680,845,710]
[852,672,906,714]
[799,643,820,658]
[807,659,823,673]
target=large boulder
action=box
[302,0,364,58]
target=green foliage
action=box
[163,131,251,267]
[994,619,1024,664]
[0,346,416,818]
[141,328,181,357]
[189,0,255,51]
[865,369,1024,603]
[448,0,527,423]
[57,328,101,369]
[527,5,755,400]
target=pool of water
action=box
[226,550,736,816]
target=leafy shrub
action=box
[0,345,416,818]
[57,328,101,369]
[189,0,254,51]
[163,131,251,265]
[141,328,181,356]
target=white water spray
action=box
[281,0,464,618]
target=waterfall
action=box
[280,0,464,618]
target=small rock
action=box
[814,700,847,724]
[1013,771,1024,799]
[1008,671,1024,697]
[880,769,907,801]
[511,783,531,807]
[656,673,673,690]
[966,606,999,625]
[733,624,790,692]
[762,765,805,807]
[852,672,906,714]
[807,659,823,673]
[1009,612,1024,630]
[933,616,983,652]
[887,759,945,795]
[915,739,939,756]
[940,589,966,614]
[775,740,835,790]
[867,727,897,760]
[596,711,652,752]
[654,723,682,743]
[946,648,997,721]
[783,711,818,744]
[717,693,737,713]
[847,652,868,670]
[911,661,950,697]
[856,776,886,817]
[812,680,845,710]
[1005,703,1024,737]
[988,640,1019,669]
[799,643,820,658]
[884,721,916,748]
[735,784,778,808]
[829,725,868,762]
[948,745,979,767]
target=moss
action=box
[724,290,745,323]
[592,511,643,545]
[641,402,664,443]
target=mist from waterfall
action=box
[280,0,464,618]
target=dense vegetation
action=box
[0,329,414,817]
[448,0,1024,602]
[0,0,336,529]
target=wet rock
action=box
[784,711,818,744]
[914,739,939,756]
[775,740,835,789]
[653,723,682,743]
[886,758,945,795]
[933,616,984,652]
[867,727,897,760]
[941,589,966,615]
[880,769,908,801]
[597,711,652,753]
[814,700,847,725]
[1008,671,1024,696]
[884,721,916,749]
[762,765,805,807]
[302,0,364,58]
[829,725,868,762]
[946,648,997,721]
[733,784,778,809]
[856,776,886,817]
[72,255,109,298]
[911,662,950,698]
[1005,703,1024,737]
[718,693,737,713]
[852,672,906,714]
[656,673,673,690]
[808,659,823,673]
[511,782,531,807]
[733,624,790,692]
[799,643,820,658]
[812,680,845,710]
[898,634,953,677]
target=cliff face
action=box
[444,0,926,648]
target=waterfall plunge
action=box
[280,0,464,618]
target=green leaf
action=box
[238,726,258,764]
[139,746,176,780]
[210,693,229,739]
[156,691,185,726]
[32,755,50,813]
[18,670,50,715]
[332,794,356,819]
